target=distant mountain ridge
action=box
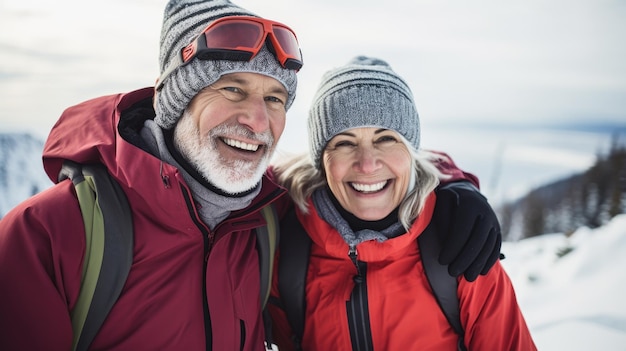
[0,132,51,217]
[498,138,626,240]
[2,131,625,240]
[429,120,626,134]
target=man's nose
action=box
[237,96,270,133]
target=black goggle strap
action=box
[155,32,300,91]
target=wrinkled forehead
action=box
[215,72,289,94]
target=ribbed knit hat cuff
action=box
[308,56,420,168]
[155,46,297,129]
[309,85,419,167]
[154,0,297,130]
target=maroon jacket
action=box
[0,88,290,350]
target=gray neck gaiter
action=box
[140,120,260,230]
[312,188,404,247]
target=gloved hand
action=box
[433,181,503,282]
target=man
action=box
[0,1,500,350]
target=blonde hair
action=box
[272,142,443,230]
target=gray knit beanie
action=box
[154,0,298,130]
[308,56,420,168]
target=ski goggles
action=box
[156,16,303,90]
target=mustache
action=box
[208,123,274,149]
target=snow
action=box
[501,214,626,350]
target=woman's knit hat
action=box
[308,56,420,168]
[154,0,298,130]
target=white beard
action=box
[173,111,274,194]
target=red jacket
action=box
[269,193,537,350]
[0,88,290,351]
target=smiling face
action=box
[173,72,289,194]
[322,127,413,221]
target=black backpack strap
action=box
[275,205,465,350]
[418,223,467,351]
[277,207,311,350]
[60,161,134,351]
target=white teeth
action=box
[223,138,260,151]
[351,181,387,193]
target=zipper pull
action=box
[159,162,171,188]
[348,246,363,284]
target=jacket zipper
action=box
[181,188,213,351]
[179,181,285,351]
[347,247,374,351]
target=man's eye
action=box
[265,96,285,104]
[220,87,245,101]
[223,87,241,93]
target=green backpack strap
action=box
[256,203,279,309]
[256,203,280,349]
[59,161,134,351]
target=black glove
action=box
[433,181,503,282]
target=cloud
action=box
[2,0,625,134]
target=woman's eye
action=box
[334,140,356,148]
[376,135,398,143]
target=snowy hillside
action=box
[0,133,52,217]
[502,214,626,350]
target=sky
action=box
[1,0,625,203]
[501,214,626,350]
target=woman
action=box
[269,56,536,350]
